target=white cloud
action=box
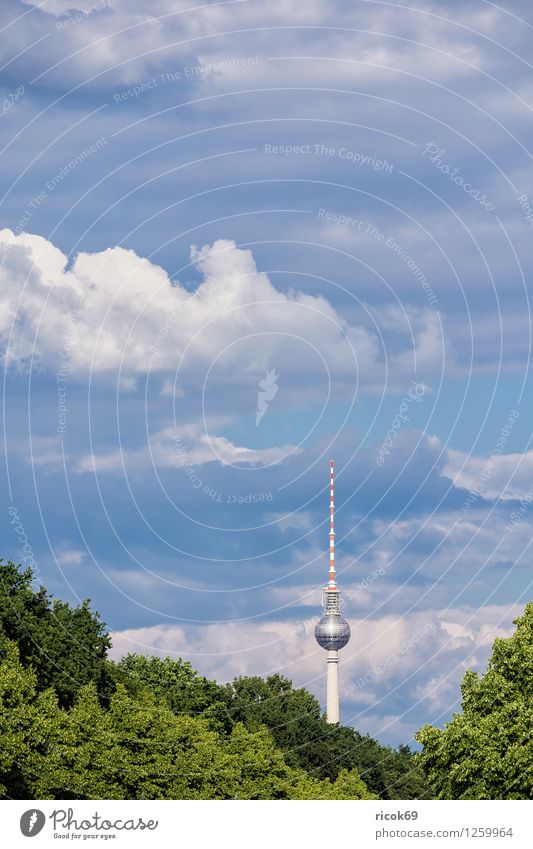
[412,603,517,712]
[442,446,533,501]
[73,422,300,473]
[366,504,533,602]
[17,0,492,90]
[109,619,320,683]
[109,602,521,729]
[0,229,441,398]
[438,604,519,648]
[56,548,85,566]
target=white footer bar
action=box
[3,799,532,848]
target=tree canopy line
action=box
[0,560,531,800]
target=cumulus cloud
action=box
[109,601,521,739]
[73,422,300,473]
[5,0,529,749]
[366,503,532,600]
[442,446,533,501]
[14,0,497,90]
[108,613,442,692]
[0,229,440,397]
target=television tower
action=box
[314,460,351,723]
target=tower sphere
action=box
[314,613,351,650]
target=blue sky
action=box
[1,0,533,746]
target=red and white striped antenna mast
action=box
[329,459,336,589]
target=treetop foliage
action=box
[0,559,436,799]
[0,559,111,708]
[415,603,533,800]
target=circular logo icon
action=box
[20,810,46,837]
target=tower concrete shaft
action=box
[326,650,340,723]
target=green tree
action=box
[0,558,429,800]
[224,673,428,798]
[0,634,395,802]
[107,685,233,799]
[0,561,111,707]
[0,638,62,799]
[415,603,533,799]
[224,673,331,770]
[116,653,231,730]
[328,768,377,800]
[30,684,117,799]
[223,723,376,799]
[31,682,236,800]
[224,722,293,799]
